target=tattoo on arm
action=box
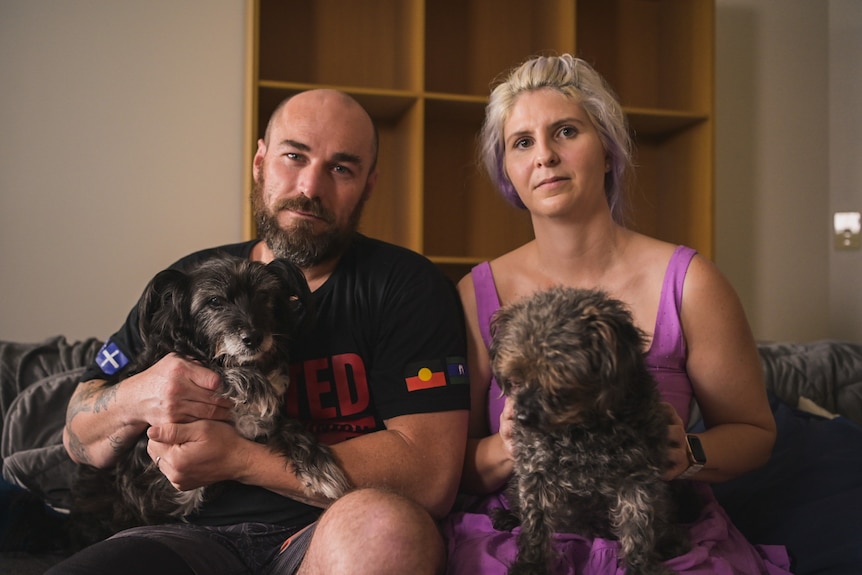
[65,380,121,464]
[66,429,90,465]
[67,381,118,420]
[93,384,118,412]
[108,434,125,454]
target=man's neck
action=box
[250,239,339,292]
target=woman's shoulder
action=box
[618,234,682,284]
[625,232,679,260]
[636,239,743,325]
[487,245,539,305]
[489,241,535,268]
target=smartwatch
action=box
[677,434,707,480]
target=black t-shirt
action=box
[84,234,470,528]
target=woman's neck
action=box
[529,215,629,286]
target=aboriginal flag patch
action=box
[404,357,468,392]
[405,360,447,392]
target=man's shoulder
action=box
[343,235,458,304]
[346,235,453,288]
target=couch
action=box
[1,336,861,574]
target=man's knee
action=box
[299,488,444,575]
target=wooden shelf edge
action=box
[626,107,710,138]
[257,80,420,120]
[257,80,418,99]
[423,92,488,105]
[429,256,491,266]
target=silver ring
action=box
[155,456,161,468]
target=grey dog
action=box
[70,256,349,546]
[489,286,698,575]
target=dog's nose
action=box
[241,331,263,349]
[516,411,538,428]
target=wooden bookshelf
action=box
[244,0,715,281]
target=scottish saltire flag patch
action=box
[96,340,129,375]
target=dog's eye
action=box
[206,296,225,309]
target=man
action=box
[50,90,470,575]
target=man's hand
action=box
[64,353,234,468]
[130,353,234,427]
[146,419,248,491]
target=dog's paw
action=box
[272,420,351,499]
[297,456,350,500]
[167,487,207,520]
[655,525,692,562]
[490,508,521,532]
[508,559,548,575]
[622,563,676,575]
[622,549,680,575]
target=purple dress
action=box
[442,246,793,575]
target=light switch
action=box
[834,212,862,250]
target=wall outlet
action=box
[834,212,862,250]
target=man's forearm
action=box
[229,411,467,519]
[64,379,147,467]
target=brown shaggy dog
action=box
[489,286,698,575]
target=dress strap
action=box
[470,262,500,350]
[650,245,697,359]
[471,261,506,434]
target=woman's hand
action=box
[498,396,517,460]
[662,402,692,480]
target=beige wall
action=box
[1,0,860,344]
[716,0,862,343]
[0,0,246,342]
[828,0,862,341]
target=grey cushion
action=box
[0,336,101,512]
[1,368,83,510]
[758,340,862,425]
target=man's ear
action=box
[363,169,379,201]
[253,139,267,178]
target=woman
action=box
[442,54,793,574]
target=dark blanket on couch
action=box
[713,396,862,575]
[1,336,861,574]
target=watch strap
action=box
[678,434,706,480]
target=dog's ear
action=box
[488,306,515,396]
[137,268,192,343]
[266,258,315,337]
[593,313,649,419]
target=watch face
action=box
[686,435,707,464]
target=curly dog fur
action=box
[70,256,349,546]
[489,286,698,575]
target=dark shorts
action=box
[45,522,316,575]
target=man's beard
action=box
[251,175,367,268]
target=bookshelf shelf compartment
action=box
[247,0,715,264]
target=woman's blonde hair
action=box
[479,54,633,224]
